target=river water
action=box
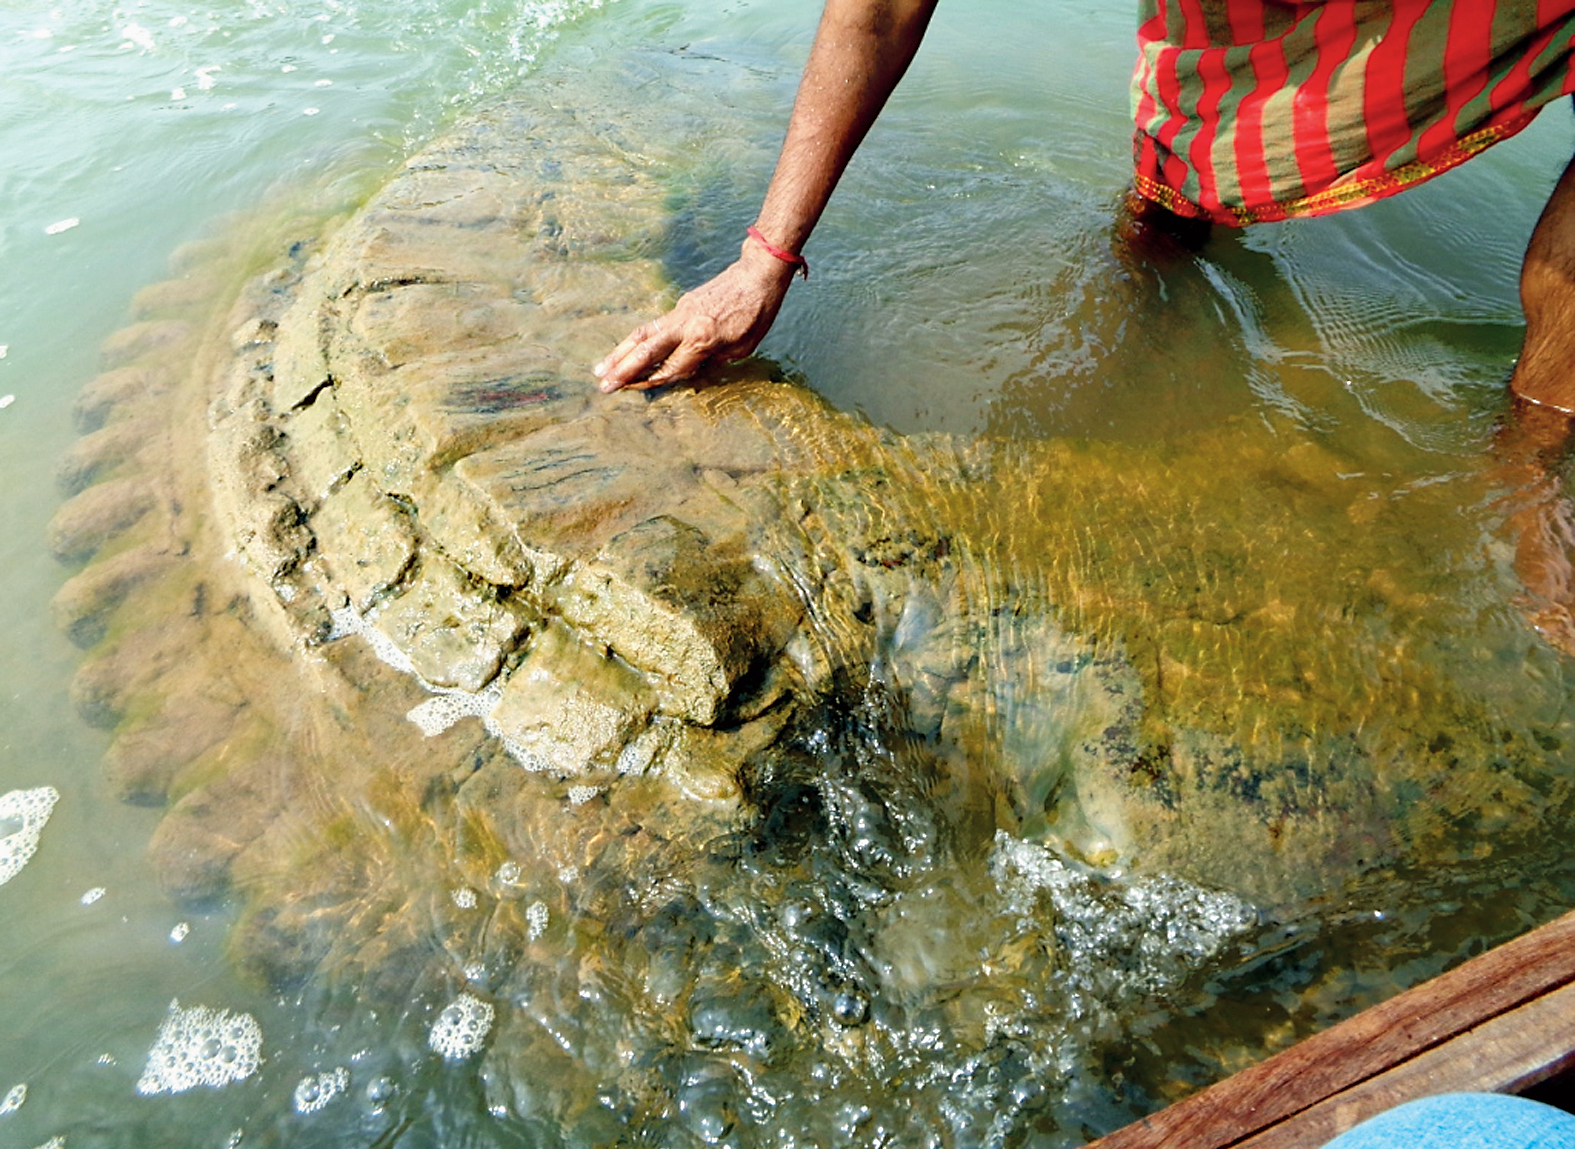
[3,2,1575,1147]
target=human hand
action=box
[594,245,799,392]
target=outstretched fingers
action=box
[595,320,681,392]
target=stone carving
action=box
[46,88,1572,1142]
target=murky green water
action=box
[4,2,1575,1147]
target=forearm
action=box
[595,0,936,390]
[751,0,938,254]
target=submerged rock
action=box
[49,81,1575,1145]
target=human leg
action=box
[1512,151,1575,412]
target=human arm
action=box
[594,0,939,391]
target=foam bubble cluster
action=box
[526,900,549,940]
[135,999,263,1095]
[407,686,501,737]
[990,831,1256,996]
[1,1083,25,1115]
[451,887,477,909]
[293,1067,349,1114]
[330,607,557,772]
[428,993,494,1060]
[0,787,60,888]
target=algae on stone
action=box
[47,78,1575,1148]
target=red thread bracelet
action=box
[746,226,809,280]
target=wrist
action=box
[742,226,809,281]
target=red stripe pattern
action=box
[1131,0,1575,226]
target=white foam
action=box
[170,921,190,943]
[135,999,263,1095]
[120,22,154,50]
[495,860,521,885]
[1,1083,25,1115]
[990,831,1256,997]
[30,1137,63,1149]
[79,887,105,905]
[526,900,549,940]
[566,784,600,806]
[329,606,549,772]
[451,887,477,909]
[0,787,60,888]
[0,395,13,410]
[44,218,78,235]
[428,993,494,1060]
[293,1067,348,1114]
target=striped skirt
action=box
[1132,0,1575,226]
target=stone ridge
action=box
[209,104,830,776]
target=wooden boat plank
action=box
[1085,909,1575,1149]
[1237,980,1575,1148]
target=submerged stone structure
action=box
[47,86,1575,1141]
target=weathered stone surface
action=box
[371,551,530,692]
[56,415,160,494]
[46,476,157,562]
[309,469,415,611]
[489,619,653,774]
[73,365,170,432]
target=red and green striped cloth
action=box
[1132,0,1575,226]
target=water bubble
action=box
[451,887,477,909]
[135,999,263,1095]
[79,886,105,905]
[293,1067,348,1114]
[495,860,521,885]
[0,788,59,888]
[0,1083,25,1115]
[170,921,190,943]
[365,1074,395,1109]
[428,992,494,1060]
[830,990,869,1028]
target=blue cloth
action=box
[1324,1093,1575,1149]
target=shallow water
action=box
[4,2,1575,1147]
